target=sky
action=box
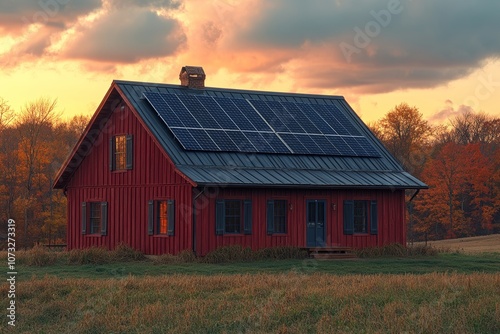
[1,0,500,124]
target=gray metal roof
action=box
[115,80,427,189]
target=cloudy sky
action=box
[1,0,499,123]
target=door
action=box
[306,200,326,247]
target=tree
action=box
[373,103,433,175]
[16,98,60,247]
[414,143,494,239]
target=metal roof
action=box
[114,80,426,189]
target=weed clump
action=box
[112,243,146,262]
[201,245,308,263]
[23,244,59,266]
[356,243,438,258]
[67,247,110,265]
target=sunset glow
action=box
[1,0,499,124]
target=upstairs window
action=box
[267,200,288,234]
[215,200,252,235]
[343,200,377,235]
[110,135,133,171]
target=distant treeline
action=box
[369,103,500,240]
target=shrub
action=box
[255,246,309,260]
[202,245,252,263]
[67,247,110,265]
[178,249,197,263]
[201,245,308,263]
[111,243,146,262]
[23,244,58,266]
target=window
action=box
[267,200,288,234]
[215,200,252,235]
[110,135,133,171]
[343,200,377,235]
[81,202,108,235]
[148,200,175,236]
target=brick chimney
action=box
[179,66,205,89]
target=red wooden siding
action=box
[194,188,406,256]
[66,103,193,254]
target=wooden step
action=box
[305,247,357,260]
[311,253,357,260]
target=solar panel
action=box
[143,91,380,157]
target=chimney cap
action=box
[179,66,206,88]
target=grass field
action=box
[3,273,500,333]
[3,243,500,333]
[414,234,500,254]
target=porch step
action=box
[306,247,357,260]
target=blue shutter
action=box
[148,200,154,235]
[100,202,108,236]
[243,200,252,235]
[81,202,87,234]
[266,200,274,234]
[343,200,354,235]
[370,200,378,235]
[215,200,225,235]
[109,137,115,171]
[126,134,133,170]
[167,200,175,236]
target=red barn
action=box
[54,66,426,256]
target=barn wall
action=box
[66,104,193,255]
[194,187,406,256]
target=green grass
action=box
[16,252,500,281]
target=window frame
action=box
[215,199,252,235]
[267,199,288,235]
[343,200,377,235]
[81,201,108,236]
[110,134,133,171]
[148,200,175,236]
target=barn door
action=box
[306,200,326,247]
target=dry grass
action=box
[3,273,499,333]
[356,243,438,258]
[414,234,500,254]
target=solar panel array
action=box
[143,91,380,157]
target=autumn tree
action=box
[373,103,433,175]
[0,98,16,233]
[15,98,60,247]
[414,142,494,239]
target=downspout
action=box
[192,187,206,256]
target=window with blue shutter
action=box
[215,200,225,235]
[243,200,252,235]
[167,200,175,236]
[100,202,108,236]
[215,199,252,235]
[266,201,274,235]
[82,201,107,236]
[343,200,354,235]
[370,201,378,235]
[344,200,378,235]
[111,134,133,171]
[148,200,175,236]
[81,202,87,234]
[267,200,287,234]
